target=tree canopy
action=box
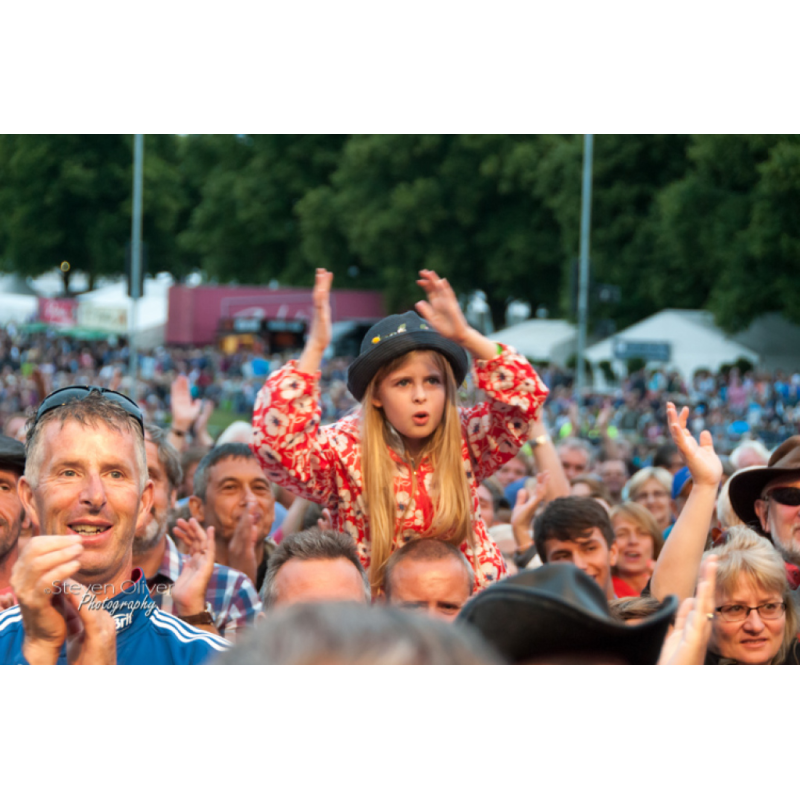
[0,134,797,332]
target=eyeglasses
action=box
[633,490,670,502]
[764,487,800,507]
[714,602,787,623]
[35,386,144,436]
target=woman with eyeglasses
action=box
[703,526,800,665]
[649,402,800,663]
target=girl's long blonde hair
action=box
[361,350,474,593]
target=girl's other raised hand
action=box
[415,269,470,346]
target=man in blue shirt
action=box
[0,387,230,665]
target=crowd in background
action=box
[3,323,799,464]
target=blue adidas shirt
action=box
[0,571,231,665]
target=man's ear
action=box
[755,498,769,531]
[137,479,155,530]
[608,539,619,569]
[168,488,178,513]
[188,495,205,524]
[17,477,40,533]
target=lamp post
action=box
[128,134,144,398]
[575,134,594,414]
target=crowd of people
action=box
[1,269,800,664]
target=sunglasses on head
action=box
[35,386,144,436]
[764,487,800,507]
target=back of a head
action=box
[216,421,254,446]
[534,496,614,562]
[261,526,371,608]
[383,538,474,599]
[216,602,502,665]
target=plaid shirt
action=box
[149,536,262,643]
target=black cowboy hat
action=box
[346,311,469,403]
[458,564,678,665]
[729,436,800,531]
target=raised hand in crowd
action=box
[651,402,722,603]
[169,374,204,452]
[510,471,550,558]
[415,270,497,360]
[11,536,115,665]
[297,269,333,375]
[658,555,717,666]
[172,517,219,635]
[193,396,216,448]
[228,499,263,587]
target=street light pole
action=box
[129,134,144,399]
[575,134,594,415]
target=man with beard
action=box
[0,435,29,608]
[729,435,800,593]
[132,425,261,641]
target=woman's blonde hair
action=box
[361,350,474,593]
[703,525,799,665]
[609,501,664,561]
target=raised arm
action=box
[297,269,333,375]
[528,419,571,501]
[650,403,722,604]
[251,269,342,508]
[415,271,548,481]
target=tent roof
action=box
[493,319,576,362]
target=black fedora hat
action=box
[457,564,678,665]
[0,434,25,474]
[729,436,800,530]
[346,311,469,403]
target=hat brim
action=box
[346,331,469,402]
[459,584,678,665]
[729,467,800,529]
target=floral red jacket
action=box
[251,345,548,590]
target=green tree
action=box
[298,134,565,323]
[533,134,693,327]
[179,135,349,286]
[0,134,191,293]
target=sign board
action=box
[78,304,128,333]
[38,298,78,327]
[613,340,672,362]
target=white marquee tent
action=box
[585,310,760,378]
[491,319,577,365]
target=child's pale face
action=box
[373,351,447,459]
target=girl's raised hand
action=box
[666,401,722,488]
[309,269,333,351]
[415,270,470,345]
[298,269,333,374]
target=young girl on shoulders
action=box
[252,269,548,592]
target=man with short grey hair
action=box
[261,526,370,609]
[190,444,275,591]
[0,387,229,664]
